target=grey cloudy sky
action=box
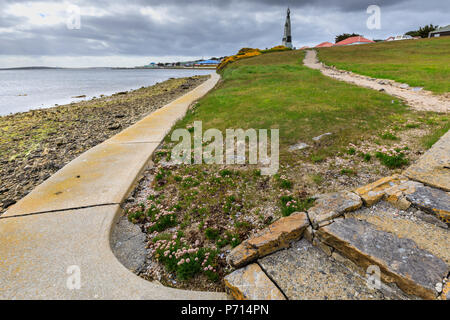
[1,0,448,67]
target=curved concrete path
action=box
[0,73,227,300]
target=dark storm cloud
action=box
[70,0,408,12]
[0,0,449,66]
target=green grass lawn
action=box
[317,37,450,94]
[171,50,445,159]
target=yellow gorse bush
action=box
[217,48,261,71]
[217,46,292,71]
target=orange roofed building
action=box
[334,36,374,46]
[315,42,334,48]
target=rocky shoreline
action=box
[0,75,209,215]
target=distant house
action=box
[194,60,220,67]
[386,35,414,41]
[315,42,334,48]
[429,25,450,38]
[335,36,375,46]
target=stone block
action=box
[308,191,362,228]
[227,212,309,267]
[316,218,448,300]
[224,264,286,300]
[355,175,402,206]
[406,186,450,224]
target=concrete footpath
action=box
[0,73,227,300]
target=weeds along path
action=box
[304,50,450,113]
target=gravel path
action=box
[304,50,450,113]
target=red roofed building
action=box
[335,36,375,46]
[315,42,334,48]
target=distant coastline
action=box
[0,66,64,71]
[0,66,216,71]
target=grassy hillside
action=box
[317,37,450,94]
[172,50,445,157]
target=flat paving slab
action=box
[0,206,225,300]
[224,264,286,300]
[405,130,450,192]
[316,217,448,300]
[346,201,450,265]
[406,185,450,223]
[258,239,386,300]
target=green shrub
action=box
[375,151,409,169]
[216,232,241,249]
[279,178,293,189]
[311,154,325,163]
[155,168,170,181]
[347,148,356,155]
[340,168,356,176]
[234,221,252,231]
[181,177,200,188]
[146,204,160,219]
[205,228,220,241]
[280,196,315,217]
[148,212,177,232]
[152,235,218,281]
[127,209,145,223]
[219,169,233,177]
[380,132,399,140]
[224,195,237,214]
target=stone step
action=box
[224,263,286,300]
[406,185,450,224]
[345,201,450,266]
[227,212,309,268]
[404,130,450,192]
[308,190,362,229]
[316,216,449,300]
[257,239,402,300]
[354,175,450,224]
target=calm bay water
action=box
[0,68,214,116]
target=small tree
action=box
[405,24,438,38]
[335,33,361,43]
